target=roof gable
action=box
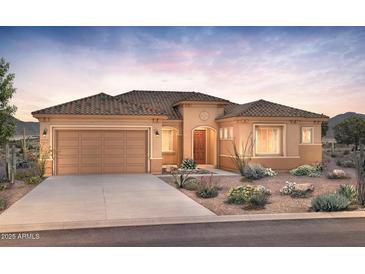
[220,99,328,119]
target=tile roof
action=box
[31,93,167,116]
[32,91,327,120]
[219,99,328,119]
[115,90,229,119]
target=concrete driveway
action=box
[0,174,214,226]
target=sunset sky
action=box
[0,26,364,121]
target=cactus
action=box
[21,127,27,160]
[354,139,365,205]
[4,144,16,183]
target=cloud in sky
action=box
[0,26,364,121]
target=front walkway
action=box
[0,174,214,227]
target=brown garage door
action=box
[56,130,148,175]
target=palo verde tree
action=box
[0,57,17,147]
[334,116,365,150]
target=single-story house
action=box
[32,90,328,176]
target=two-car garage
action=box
[55,129,148,175]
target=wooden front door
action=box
[193,130,206,164]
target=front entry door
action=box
[194,130,206,164]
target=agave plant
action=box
[171,168,195,188]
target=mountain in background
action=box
[10,116,39,137]
[326,112,365,138]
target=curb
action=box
[1,211,365,233]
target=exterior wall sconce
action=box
[155,130,160,136]
[42,128,48,137]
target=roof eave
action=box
[32,113,169,120]
[216,115,329,122]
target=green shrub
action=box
[183,179,198,191]
[226,185,255,204]
[311,193,351,212]
[225,184,271,206]
[243,164,277,180]
[196,184,219,198]
[290,164,321,177]
[15,168,38,180]
[0,182,10,191]
[195,174,219,198]
[290,189,310,198]
[181,159,197,170]
[0,197,6,211]
[24,176,43,185]
[336,159,355,168]
[246,186,271,208]
[336,184,357,204]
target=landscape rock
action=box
[327,169,347,179]
[333,169,346,177]
[294,183,315,192]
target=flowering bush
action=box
[226,185,255,204]
[264,168,278,177]
[280,181,297,195]
[226,184,271,207]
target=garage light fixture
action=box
[42,128,48,137]
[155,130,160,136]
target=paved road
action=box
[1,218,365,246]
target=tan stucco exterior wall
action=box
[34,109,325,175]
[180,103,224,163]
[217,118,324,171]
[161,121,182,165]
[36,115,165,176]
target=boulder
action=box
[328,169,347,179]
[294,183,314,192]
[333,169,346,178]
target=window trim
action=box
[301,126,314,144]
[253,124,286,157]
[161,128,175,153]
[219,127,234,140]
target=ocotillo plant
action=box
[354,139,365,205]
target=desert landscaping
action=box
[160,147,362,215]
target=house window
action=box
[162,129,174,152]
[302,127,313,144]
[255,126,282,155]
[219,127,233,140]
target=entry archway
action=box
[192,126,217,166]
